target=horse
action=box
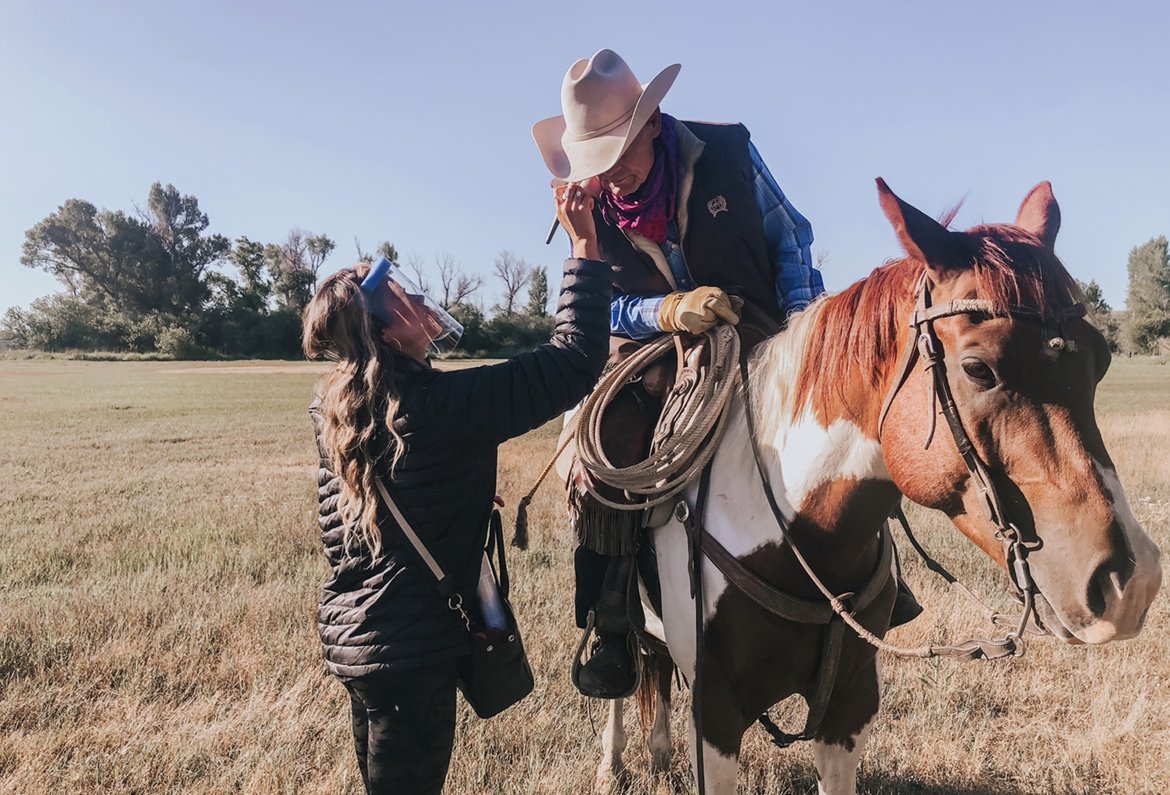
[587,179,1163,794]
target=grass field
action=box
[0,356,1167,794]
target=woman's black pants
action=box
[341,661,458,795]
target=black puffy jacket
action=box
[310,258,611,679]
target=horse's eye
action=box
[961,358,997,388]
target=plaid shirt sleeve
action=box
[749,141,824,316]
[610,293,666,339]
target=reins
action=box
[870,272,1088,655]
[737,357,1033,664]
[512,274,1086,790]
[724,272,1088,666]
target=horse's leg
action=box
[688,660,748,794]
[647,653,673,774]
[811,655,881,795]
[594,697,627,794]
[689,728,739,794]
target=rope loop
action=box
[575,325,741,511]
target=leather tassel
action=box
[512,495,531,549]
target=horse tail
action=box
[635,647,673,736]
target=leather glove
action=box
[657,287,741,334]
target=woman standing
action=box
[303,187,609,794]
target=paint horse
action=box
[591,180,1163,794]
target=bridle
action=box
[875,271,1088,649]
[540,270,1092,793]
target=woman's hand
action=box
[554,180,600,261]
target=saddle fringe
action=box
[571,495,640,556]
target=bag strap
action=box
[374,476,456,600]
[487,509,509,599]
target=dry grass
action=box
[0,357,1166,794]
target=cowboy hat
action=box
[532,49,681,183]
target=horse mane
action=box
[750,223,1083,433]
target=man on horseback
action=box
[533,49,918,698]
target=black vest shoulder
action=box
[595,120,783,339]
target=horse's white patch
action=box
[654,398,780,681]
[776,412,890,510]
[638,577,666,644]
[750,299,827,427]
[554,403,582,482]
[691,727,739,794]
[812,713,874,795]
[653,396,888,682]
[654,516,699,681]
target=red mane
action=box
[792,224,1082,418]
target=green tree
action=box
[15,293,129,351]
[22,199,159,317]
[377,241,399,263]
[20,184,229,351]
[1075,278,1120,352]
[1077,279,1111,315]
[1123,236,1170,353]
[141,182,231,320]
[526,266,549,317]
[483,312,555,355]
[307,234,336,283]
[265,230,316,313]
[229,236,272,313]
[447,301,489,353]
[1,307,30,347]
[354,239,397,265]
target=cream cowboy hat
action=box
[532,49,681,183]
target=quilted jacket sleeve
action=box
[422,258,612,447]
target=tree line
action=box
[1,183,555,358]
[1071,235,1170,355]
[4,184,1169,358]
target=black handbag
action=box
[375,479,534,719]
[453,509,535,718]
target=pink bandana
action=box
[598,114,679,244]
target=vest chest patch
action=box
[707,195,728,218]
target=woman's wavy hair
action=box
[302,263,403,555]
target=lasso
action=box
[512,324,740,546]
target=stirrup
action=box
[571,610,641,699]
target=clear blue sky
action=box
[2,0,1167,317]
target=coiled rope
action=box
[576,324,740,510]
[512,324,740,547]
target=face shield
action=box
[360,257,464,356]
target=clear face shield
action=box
[360,258,464,356]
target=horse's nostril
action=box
[1087,550,1135,619]
[1086,572,1107,618]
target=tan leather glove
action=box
[657,287,741,334]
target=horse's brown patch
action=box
[698,477,899,755]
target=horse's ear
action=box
[876,178,964,270]
[1015,181,1060,249]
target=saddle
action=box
[559,316,779,555]
[561,338,716,556]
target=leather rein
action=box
[677,273,1087,774]
[873,271,1088,653]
